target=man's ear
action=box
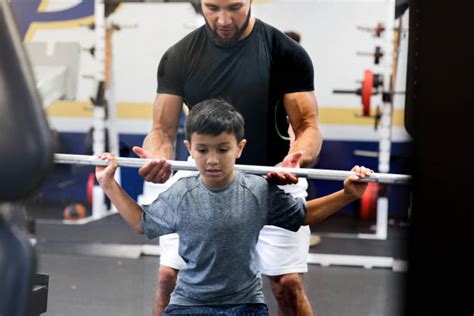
[183,140,192,155]
[236,139,247,158]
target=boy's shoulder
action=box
[238,172,273,191]
[172,173,200,188]
[164,173,200,197]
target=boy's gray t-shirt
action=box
[141,171,306,306]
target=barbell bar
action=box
[54,153,411,185]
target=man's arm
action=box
[143,93,184,159]
[266,91,322,184]
[133,93,183,183]
[284,91,322,168]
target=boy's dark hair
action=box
[185,99,245,141]
[284,31,301,43]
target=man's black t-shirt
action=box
[157,19,314,166]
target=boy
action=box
[95,99,372,315]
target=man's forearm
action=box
[284,91,322,167]
[142,128,176,160]
[291,126,323,167]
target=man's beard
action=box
[205,8,251,48]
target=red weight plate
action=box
[362,69,373,116]
[86,172,94,206]
[359,182,378,220]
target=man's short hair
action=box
[185,99,245,141]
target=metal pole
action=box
[54,154,411,185]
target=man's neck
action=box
[239,17,256,41]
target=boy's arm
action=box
[303,165,373,225]
[303,190,357,225]
[100,180,144,234]
[96,153,144,234]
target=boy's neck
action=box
[200,170,238,191]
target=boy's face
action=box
[184,132,246,189]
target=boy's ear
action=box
[236,139,247,158]
[183,140,192,155]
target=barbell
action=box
[54,154,411,185]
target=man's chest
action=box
[182,44,272,106]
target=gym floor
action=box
[19,204,408,316]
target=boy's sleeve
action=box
[140,195,177,239]
[266,184,307,231]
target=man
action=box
[133,0,323,315]
[284,30,322,248]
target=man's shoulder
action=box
[168,26,206,52]
[254,19,306,56]
[255,19,292,44]
[256,19,278,33]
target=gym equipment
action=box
[357,22,386,37]
[359,182,380,220]
[0,216,37,316]
[25,42,81,108]
[29,274,49,315]
[63,203,87,220]
[79,2,136,223]
[329,0,408,248]
[0,3,53,201]
[83,126,132,157]
[357,46,384,64]
[1,0,50,314]
[333,69,384,117]
[86,173,94,206]
[361,69,375,115]
[53,153,411,185]
[78,0,123,222]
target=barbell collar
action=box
[54,154,411,185]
